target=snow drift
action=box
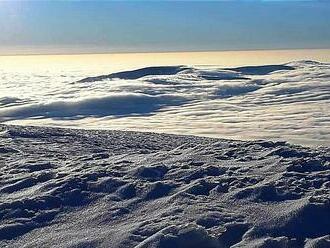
[0,125,329,247]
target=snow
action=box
[0,125,329,247]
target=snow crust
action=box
[0,125,329,247]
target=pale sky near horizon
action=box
[0,1,329,55]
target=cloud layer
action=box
[0,61,329,146]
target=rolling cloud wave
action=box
[0,61,329,146]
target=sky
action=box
[0,0,330,55]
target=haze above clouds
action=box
[0,1,329,54]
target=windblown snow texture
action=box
[0,125,329,247]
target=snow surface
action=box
[0,125,329,247]
[1,60,329,146]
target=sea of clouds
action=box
[0,60,329,146]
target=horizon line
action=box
[1,47,330,57]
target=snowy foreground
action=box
[0,125,329,248]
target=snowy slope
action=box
[0,125,329,247]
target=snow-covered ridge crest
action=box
[0,125,329,247]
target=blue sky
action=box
[0,1,329,54]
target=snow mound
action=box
[0,125,329,247]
